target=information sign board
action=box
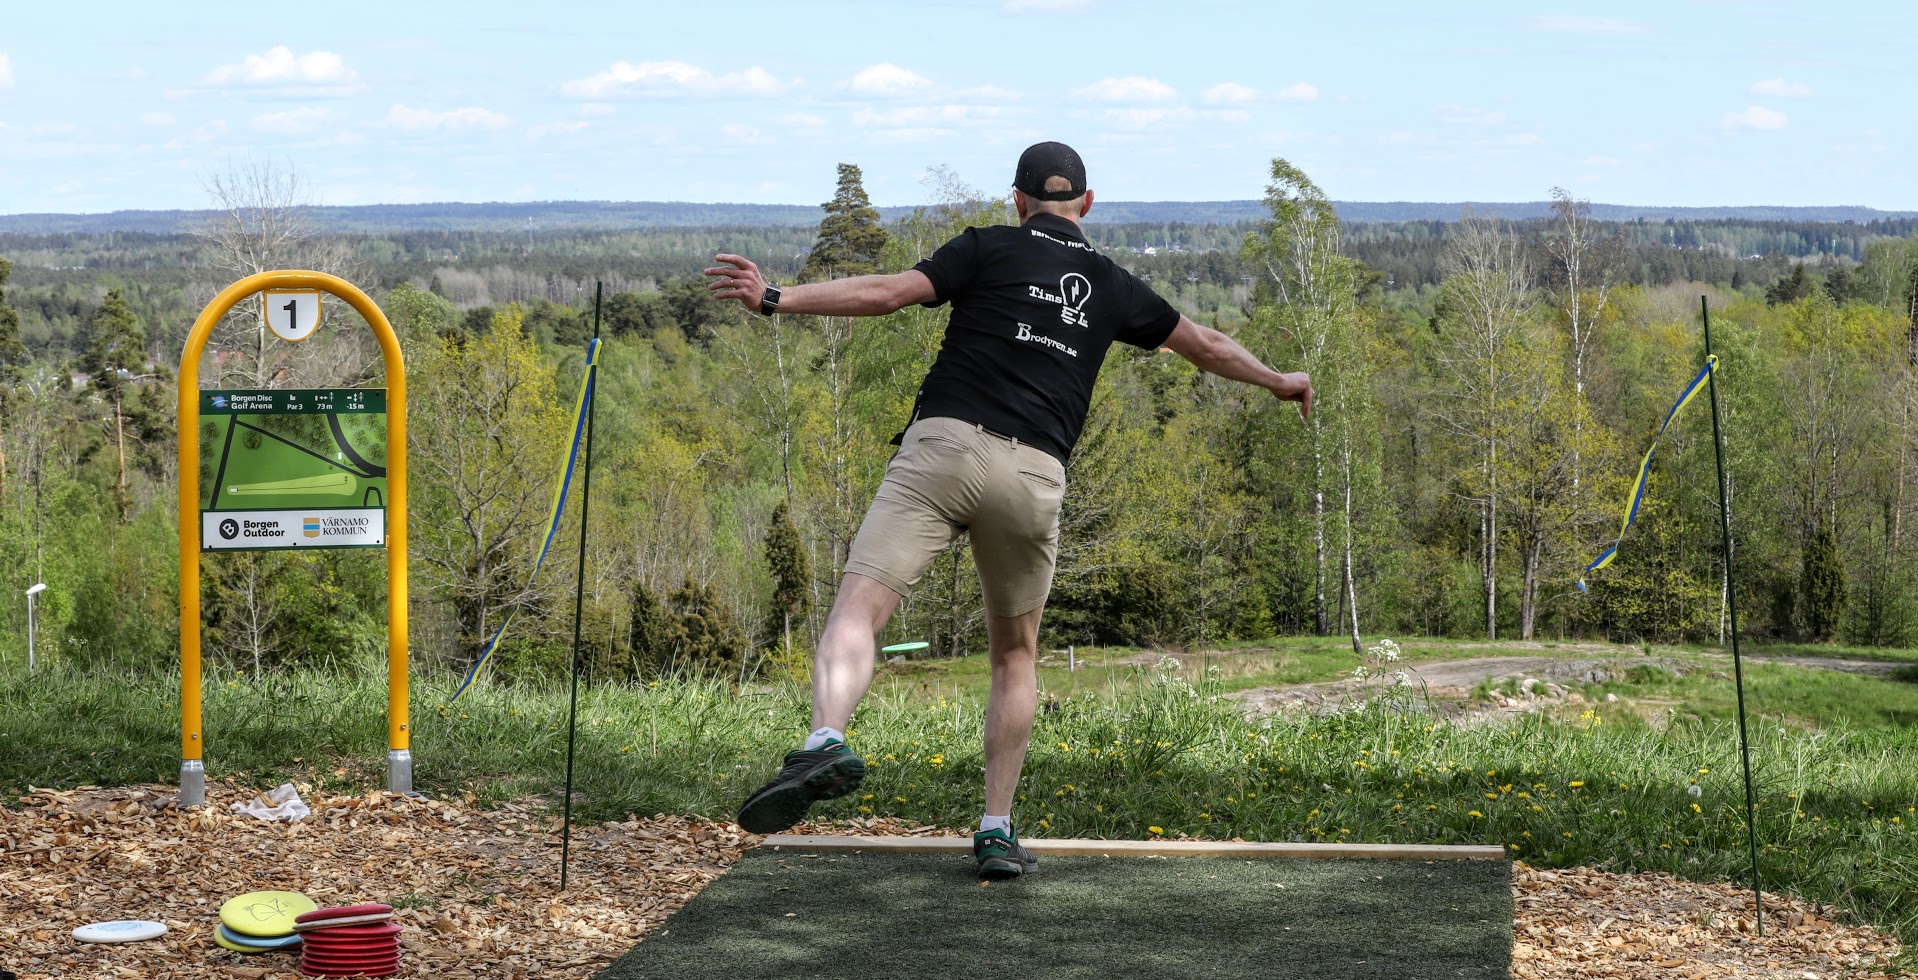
[197,388,388,550]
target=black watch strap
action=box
[759,284,782,316]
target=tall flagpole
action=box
[561,283,603,891]
[1702,295,1763,937]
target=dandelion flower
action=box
[1149,826,1164,835]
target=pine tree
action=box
[1800,525,1847,641]
[800,164,888,283]
[1766,264,1814,306]
[629,579,672,677]
[666,576,749,678]
[0,259,27,500]
[0,259,25,388]
[763,499,812,655]
[79,289,147,521]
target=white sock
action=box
[804,726,845,750]
[980,814,1012,834]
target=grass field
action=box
[2,636,1913,962]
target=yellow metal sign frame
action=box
[177,270,410,805]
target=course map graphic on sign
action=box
[198,389,388,551]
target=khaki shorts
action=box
[845,416,1067,618]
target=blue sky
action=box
[0,1,1909,214]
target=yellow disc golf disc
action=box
[219,891,317,938]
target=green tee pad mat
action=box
[599,849,1511,980]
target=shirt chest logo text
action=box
[1027,273,1093,328]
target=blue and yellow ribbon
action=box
[453,337,601,699]
[1578,354,1718,592]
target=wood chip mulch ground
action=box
[0,784,1905,979]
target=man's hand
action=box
[705,253,766,312]
[1271,371,1313,420]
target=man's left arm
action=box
[1162,316,1314,419]
[706,253,935,317]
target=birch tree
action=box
[1240,159,1363,636]
[1432,213,1536,639]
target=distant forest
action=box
[3,198,1915,235]
[1,212,1912,361]
[3,162,1915,684]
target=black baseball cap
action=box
[1013,141,1087,201]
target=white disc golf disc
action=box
[73,919,169,943]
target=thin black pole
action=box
[1702,295,1763,937]
[560,282,603,891]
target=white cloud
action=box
[1720,105,1787,130]
[528,121,591,138]
[1072,76,1176,103]
[1275,82,1319,103]
[1504,132,1545,146]
[1003,0,1093,11]
[721,123,771,145]
[779,112,826,127]
[140,112,176,127]
[387,104,511,130]
[0,54,12,93]
[846,63,933,97]
[252,107,332,133]
[1523,15,1649,35]
[578,102,616,117]
[1200,109,1251,125]
[1202,82,1257,105]
[1379,130,1417,145]
[1102,107,1197,130]
[562,60,788,99]
[203,46,357,89]
[1751,78,1812,97]
[959,85,1023,103]
[1439,105,1509,127]
[854,104,1008,128]
[868,127,957,144]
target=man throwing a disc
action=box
[706,142,1312,879]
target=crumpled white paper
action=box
[229,782,311,822]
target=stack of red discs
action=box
[292,904,401,978]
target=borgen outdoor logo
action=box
[218,518,240,540]
[303,517,321,538]
[210,394,228,409]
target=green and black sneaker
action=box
[973,826,1039,880]
[735,740,867,834]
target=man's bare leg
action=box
[983,606,1044,817]
[736,572,900,834]
[811,572,903,732]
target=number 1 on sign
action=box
[263,290,322,342]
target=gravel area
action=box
[0,784,1904,979]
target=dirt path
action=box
[1226,649,1906,723]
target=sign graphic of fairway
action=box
[199,389,387,551]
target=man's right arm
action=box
[706,253,936,317]
[1162,315,1313,419]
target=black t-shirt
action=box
[909,213,1180,462]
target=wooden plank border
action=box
[762,835,1506,861]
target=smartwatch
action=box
[759,284,782,316]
